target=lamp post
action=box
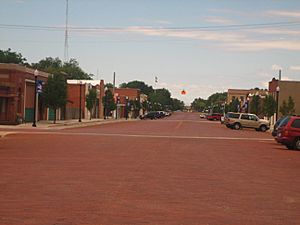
[32,69,38,127]
[103,87,108,119]
[125,96,129,120]
[276,86,280,121]
[116,95,120,119]
[79,81,82,122]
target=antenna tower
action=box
[64,0,69,62]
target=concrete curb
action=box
[0,132,15,138]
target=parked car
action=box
[276,116,300,150]
[140,111,160,120]
[206,113,222,121]
[199,113,207,119]
[224,112,270,132]
[272,117,287,137]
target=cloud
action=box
[155,82,227,103]
[267,10,300,18]
[204,16,235,25]
[271,64,283,71]
[289,66,300,71]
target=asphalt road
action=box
[1,112,300,225]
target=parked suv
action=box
[224,112,270,132]
[276,116,300,150]
[206,113,222,121]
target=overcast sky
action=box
[1,0,300,104]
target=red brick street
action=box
[1,112,300,225]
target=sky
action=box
[1,0,300,104]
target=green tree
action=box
[42,74,67,124]
[171,98,185,111]
[102,89,116,118]
[206,92,227,108]
[191,98,207,112]
[250,95,261,115]
[0,48,27,65]
[280,96,296,116]
[120,81,154,95]
[263,95,277,118]
[86,88,97,120]
[105,83,114,88]
[287,96,295,115]
[228,98,240,112]
[32,57,92,80]
[149,88,172,110]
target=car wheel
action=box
[294,138,300,150]
[234,123,241,130]
[260,125,267,132]
[286,144,294,150]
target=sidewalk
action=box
[0,118,138,135]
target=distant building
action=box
[66,80,105,120]
[113,88,141,118]
[0,63,49,124]
[227,88,268,114]
[269,78,300,119]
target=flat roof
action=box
[0,63,49,78]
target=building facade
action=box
[269,78,300,119]
[114,88,141,118]
[66,80,105,120]
[0,63,49,124]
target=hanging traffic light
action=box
[181,89,186,95]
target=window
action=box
[278,116,290,128]
[291,119,300,128]
[227,113,240,119]
[249,115,258,121]
[0,97,7,113]
[241,114,250,120]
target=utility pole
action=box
[64,0,69,62]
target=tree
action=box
[149,88,172,111]
[191,97,207,112]
[105,83,114,88]
[0,48,27,65]
[42,74,67,123]
[86,88,97,120]
[228,98,240,112]
[263,95,277,118]
[120,81,154,95]
[171,98,185,111]
[32,57,92,80]
[280,96,295,116]
[250,95,261,115]
[206,92,227,108]
[102,89,116,118]
[129,99,141,118]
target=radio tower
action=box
[64,0,69,62]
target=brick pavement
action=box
[0,112,300,225]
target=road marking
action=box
[13,131,274,141]
[174,121,183,130]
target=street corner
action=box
[0,131,16,138]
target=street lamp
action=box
[32,69,38,127]
[276,86,280,121]
[116,94,120,119]
[125,96,129,120]
[79,81,82,122]
[104,87,108,119]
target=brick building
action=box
[66,80,105,120]
[269,78,300,119]
[114,88,141,118]
[227,88,268,113]
[0,63,49,124]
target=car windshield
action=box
[278,116,290,128]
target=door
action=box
[48,108,55,121]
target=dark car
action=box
[206,113,222,121]
[276,116,300,150]
[272,117,286,137]
[140,111,160,120]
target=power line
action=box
[0,20,300,32]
